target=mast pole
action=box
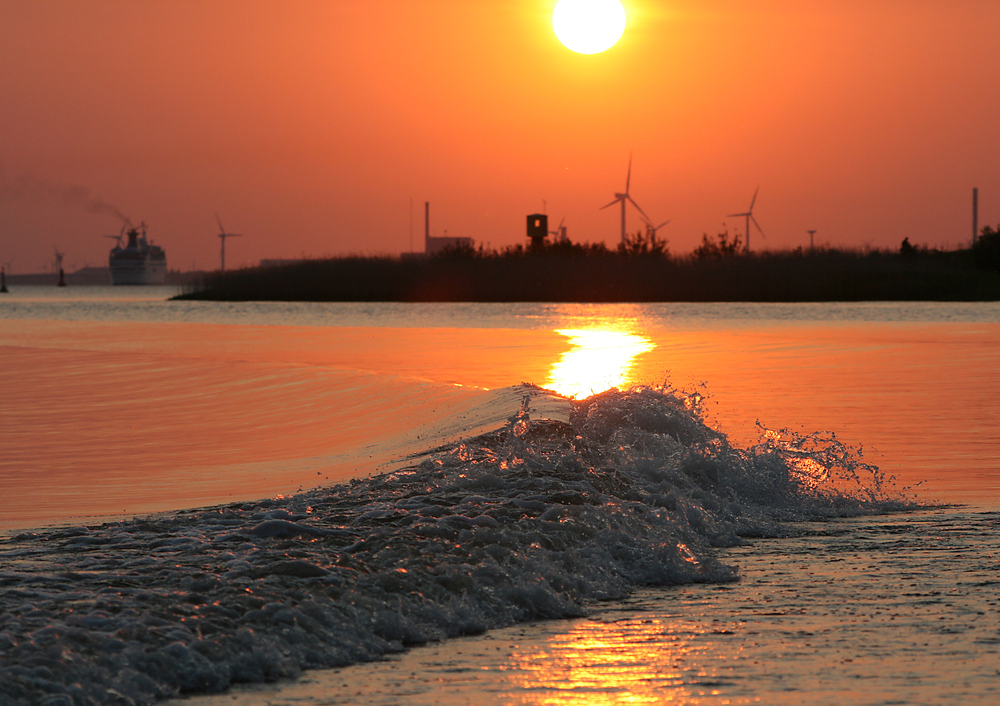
[973,187,979,247]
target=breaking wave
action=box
[0,385,914,705]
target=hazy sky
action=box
[2,0,1000,272]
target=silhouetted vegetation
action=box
[693,230,743,259]
[176,231,1000,303]
[617,226,670,258]
[973,225,1000,273]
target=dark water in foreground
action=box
[183,511,997,706]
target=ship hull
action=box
[110,260,167,285]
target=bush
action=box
[974,225,1000,272]
[617,227,670,258]
[693,230,742,259]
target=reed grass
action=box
[175,243,1000,302]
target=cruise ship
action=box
[109,223,167,285]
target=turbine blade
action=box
[600,197,623,210]
[749,186,760,212]
[751,215,765,237]
[727,212,749,218]
[627,195,649,221]
[216,212,225,234]
[625,152,632,194]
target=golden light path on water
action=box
[546,328,655,399]
[504,617,712,705]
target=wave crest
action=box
[0,384,914,706]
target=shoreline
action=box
[163,509,1000,706]
[174,249,1000,303]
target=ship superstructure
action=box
[109,222,167,285]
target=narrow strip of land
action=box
[176,247,1000,302]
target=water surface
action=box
[2,290,998,530]
[1,287,998,705]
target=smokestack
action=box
[973,188,979,247]
[425,202,430,252]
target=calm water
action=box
[2,287,998,529]
[1,286,998,704]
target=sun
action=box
[552,0,627,55]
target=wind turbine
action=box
[727,187,765,254]
[549,216,567,243]
[600,154,650,245]
[52,246,65,273]
[643,217,671,237]
[215,214,242,272]
[104,223,127,249]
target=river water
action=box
[1,287,998,704]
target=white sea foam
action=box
[0,384,916,706]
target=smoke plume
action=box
[0,167,130,225]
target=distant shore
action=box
[3,268,202,287]
[174,246,1000,302]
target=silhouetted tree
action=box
[693,230,742,259]
[617,226,670,258]
[973,224,1000,272]
[546,240,602,256]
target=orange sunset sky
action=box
[2,0,1000,272]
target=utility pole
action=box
[807,230,816,252]
[973,187,979,247]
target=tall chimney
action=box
[425,201,430,252]
[973,188,979,247]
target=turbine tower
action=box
[600,154,650,245]
[728,187,765,254]
[216,214,242,272]
[644,217,671,237]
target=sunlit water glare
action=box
[546,329,655,398]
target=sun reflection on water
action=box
[503,616,724,705]
[546,329,655,399]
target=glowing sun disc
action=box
[552,0,627,55]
